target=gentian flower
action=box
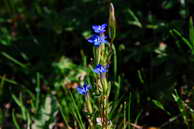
[76,83,92,95]
[92,24,107,33]
[93,64,109,74]
[87,35,108,47]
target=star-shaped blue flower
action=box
[92,24,107,33]
[93,64,109,74]
[76,83,92,95]
[87,35,108,47]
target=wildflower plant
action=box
[76,3,117,129]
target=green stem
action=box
[86,94,94,128]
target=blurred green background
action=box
[0,0,193,129]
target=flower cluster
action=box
[87,24,108,47]
[76,83,92,95]
[92,24,107,33]
[93,64,109,74]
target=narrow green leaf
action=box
[189,17,194,54]
[134,110,142,124]
[12,94,27,120]
[128,93,132,129]
[12,110,21,129]
[12,94,22,107]
[1,52,27,68]
[152,100,171,115]
[172,90,189,125]
[58,101,70,127]
[35,72,40,110]
[112,44,117,80]
[170,29,192,49]
[137,70,144,84]
[123,101,127,129]
[127,9,142,28]
[0,75,17,85]
[69,92,85,129]
[189,16,194,47]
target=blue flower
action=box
[76,83,92,95]
[87,35,108,47]
[92,24,107,33]
[93,64,109,74]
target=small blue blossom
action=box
[87,35,108,47]
[76,83,92,95]
[92,24,107,33]
[93,64,109,74]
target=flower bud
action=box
[108,3,116,42]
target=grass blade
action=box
[1,52,27,68]
[12,110,21,129]
[170,29,192,49]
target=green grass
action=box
[0,0,193,129]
